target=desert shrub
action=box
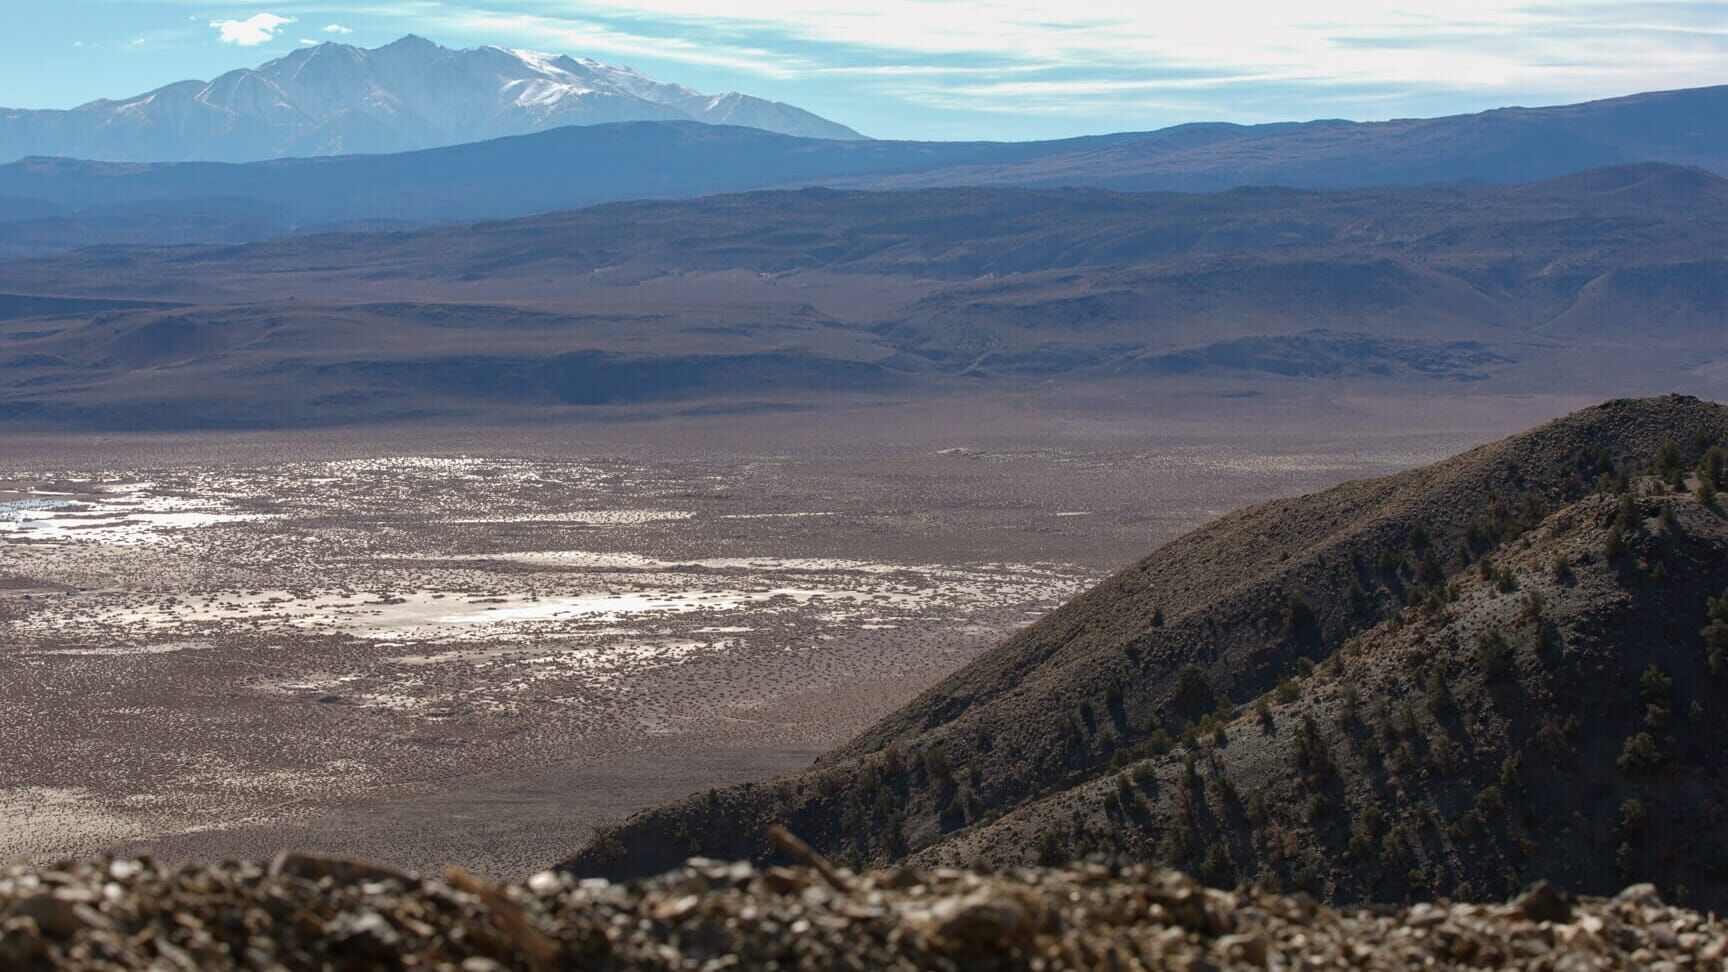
[1704,588,1728,676]
[922,745,952,784]
[1641,663,1673,704]
[1473,631,1513,679]
[941,787,976,828]
[1702,445,1728,485]
[1620,798,1647,838]
[1037,830,1067,866]
[1275,677,1300,704]
[1494,567,1518,593]
[1657,440,1683,477]
[1202,842,1234,885]
[1172,665,1214,719]
[1605,524,1628,562]
[1293,713,1333,777]
[1425,666,1456,714]
[1210,772,1238,807]
[1160,822,1193,863]
[1347,577,1368,608]
[1380,826,1412,871]
[1281,592,1315,638]
[1430,735,1461,775]
[1396,698,1424,736]
[1138,729,1175,759]
[1618,732,1665,777]
[1617,494,1641,531]
[1408,523,1431,551]
[1246,791,1269,826]
[1474,785,1505,818]
[1499,752,1524,790]
[1338,684,1361,727]
[841,796,867,834]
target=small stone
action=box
[1515,882,1573,924]
[526,870,562,895]
[1406,903,1446,928]
[1216,931,1270,966]
[928,892,1033,950]
[268,852,411,886]
[4,894,104,938]
[762,868,808,895]
[330,910,400,957]
[1614,884,1662,908]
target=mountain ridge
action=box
[1,170,1726,428]
[3,81,1728,251]
[561,396,1728,910]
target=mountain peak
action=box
[0,34,863,163]
[383,34,440,51]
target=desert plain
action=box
[0,389,1579,876]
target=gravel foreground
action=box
[1,853,1723,970]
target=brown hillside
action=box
[563,396,1728,909]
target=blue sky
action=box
[5,1,1728,140]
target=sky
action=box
[4,1,1728,141]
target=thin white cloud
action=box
[447,10,807,78]
[210,12,296,46]
[324,23,354,34]
[450,0,1728,103]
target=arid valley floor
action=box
[0,391,1606,877]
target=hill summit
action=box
[565,395,1728,910]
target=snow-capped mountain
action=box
[0,35,864,163]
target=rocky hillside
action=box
[1,853,1720,969]
[564,396,1728,909]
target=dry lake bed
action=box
[0,396,1555,876]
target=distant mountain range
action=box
[3,81,1728,255]
[0,35,863,163]
[2,164,1726,428]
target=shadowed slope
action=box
[563,396,1728,908]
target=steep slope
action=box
[0,36,861,164]
[563,396,1728,909]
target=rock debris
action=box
[2,854,1723,969]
